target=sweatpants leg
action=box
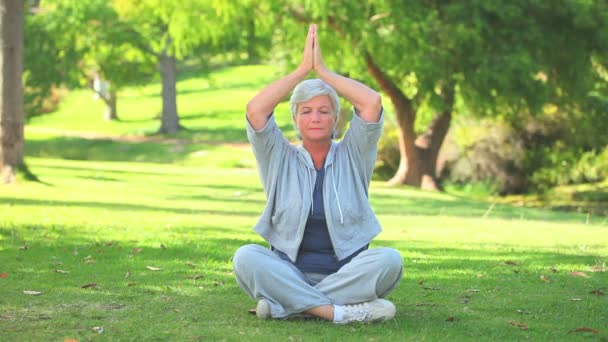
[232,244,333,318]
[314,247,404,305]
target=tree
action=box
[0,0,25,183]
[112,0,244,133]
[25,0,155,121]
[280,0,608,190]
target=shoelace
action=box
[343,303,371,322]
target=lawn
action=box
[1,64,607,341]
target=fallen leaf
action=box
[133,247,142,254]
[589,265,606,272]
[467,289,480,293]
[55,270,69,274]
[127,282,137,287]
[568,327,599,334]
[187,275,204,280]
[81,283,97,289]
[418,279,424,285]
[540,275,550,283]
[83,255,95,264]
[446,316,457,322]
[213,280,224,287]
[590,289,605,296]
[0,272,7,278]
[503,261,520,266]
[569,271,589,278]
[508,320,529,330]
[146,266,162,271]
[23,290,42,295]
[125,271,131,279]
[570,298,582,301]
[19,245,29,250]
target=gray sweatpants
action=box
[232,244,404,319]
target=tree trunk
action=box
[246,17,259,63]
[365,52,452,190]
[158,51,180,134]
[0,0,24,184]
[103,89,118,121]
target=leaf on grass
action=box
[145,266,162,271]
[589,265,606,272]
[418,279,424,285]
[133,247,142,254]
[568,327,599,334]
[81,283,97,289]
[570,298,582,301]
[19,245,29,250]
[467,289,480,293]
[83,255,95,264]
[503,261,520,266]
[446,316,457,322]
[23,290,42,295]
[125,271,131,279]
[0,272,7,278]
[213,280,224,287]
[127,282,137,287]
[508,320,529,330]
[55,270,69,274]
[540,275,550,283]
[569,271,589,278]
[590,289,605,296]
[187,275,203,280]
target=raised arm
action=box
[246,26,315,130]
[311,25,382,123]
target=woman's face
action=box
[294,95,336,143]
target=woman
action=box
[232,24,403,324]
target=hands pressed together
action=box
[299,24,328,76]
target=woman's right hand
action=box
[299,25,314,73]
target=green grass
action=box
[2,64,607,341]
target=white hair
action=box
[290,79,341,139]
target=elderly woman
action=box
[232,24,403,324]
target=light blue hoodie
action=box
[246,111,384,262]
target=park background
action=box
[1,0,607,340]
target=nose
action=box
[311,111,322,122]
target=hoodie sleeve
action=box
[246,114,289,192]
[341,108,384,179]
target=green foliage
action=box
[529,147,608,192]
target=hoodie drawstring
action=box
[307,168,314,214]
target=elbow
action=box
[364,92,382,114]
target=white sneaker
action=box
[335,299,396,324]
[255,298,271,319]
